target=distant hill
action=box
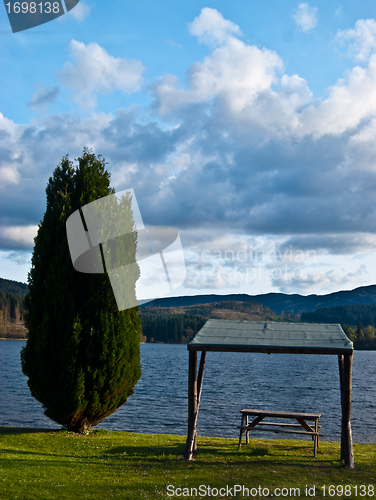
[139,301,296,343]
[140,300,293,322]
[143,284,376,315]
[0,278,28,296]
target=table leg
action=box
[246,415,249,445]
[314,418,318,457]
[238,414,245,449]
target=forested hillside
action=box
[0,278,27,323]
[302,305,376,349]
[0,279,28,338]
[139,314,207,343]
[302,304,376,326]
[138,301,292,343]
[0,278,28,296]
[0,290,26,323]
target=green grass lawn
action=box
[0,427,375,499]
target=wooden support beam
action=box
[185,351,206,459]
[184,350,197,460]
[197,351,206,405]
[193,351,207,454]
[342,354,354,469]
[338,355,344,461]
[338,354,355,469]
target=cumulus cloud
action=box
[292,3,318,32]
[337,19,376,61]
[299,54,376,136]
[187,7,242,46]
[58,40,145,108]
[152,12,376,140]
[152,33,284,115]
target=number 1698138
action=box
[5,2,61,14]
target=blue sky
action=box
[1,0,376,298]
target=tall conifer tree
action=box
[21,150,141,432]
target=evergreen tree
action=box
[356,321,365,340]
[21,150,141,433]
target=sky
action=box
[1,0,376,299]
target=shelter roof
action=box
[188,319,353,355]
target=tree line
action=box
[0,290,26,323]
[341,322,376,350]
[139,313,207,343]
[301,305,376,349]
[0,290,207,343]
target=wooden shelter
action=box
[184,319,354,468]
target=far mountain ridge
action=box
[143,284,376,315]
[2,276,376,315]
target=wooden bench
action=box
[238,409,321,457]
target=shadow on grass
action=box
[0,427,348,470]
[0,426,61,435]
[103,440,343,470]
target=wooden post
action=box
[193,351,207,454]
[339,353,354,469]
[342,354,354,468]
[338,355,344,461]
[184,350,197,460]
[185,351,207,459]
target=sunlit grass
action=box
[1,427,375,499]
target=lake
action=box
[1,340,375,443]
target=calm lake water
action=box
[1,340,375,443]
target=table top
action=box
[240,409,321,419]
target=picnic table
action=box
[238,409,321,457]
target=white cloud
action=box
[58,40,145,108]
[153,37,284,115]
[152,10,318,135]
[0,165,20,186]
[0,225,38,249]
[151,13,376,140]
[188,7,242,46]
[299,54,376,136]
[337,19,376,61]
[66,1,91,21]
[292,3,318,32]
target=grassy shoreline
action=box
[1,427,375,499]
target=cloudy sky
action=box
[1,0,376,298]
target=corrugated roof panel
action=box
[188,319,353,354]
